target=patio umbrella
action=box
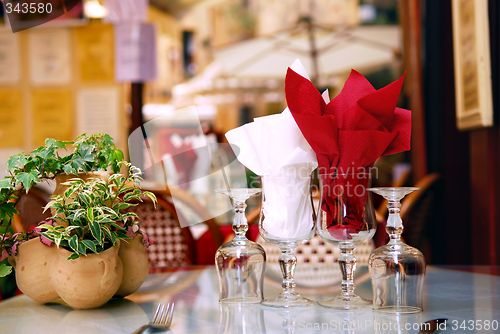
[212,17,401,87]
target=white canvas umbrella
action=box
[212,20,401,87]
[172,20,401,103]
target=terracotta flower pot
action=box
[10,235,149,309]
[52,241,123,309]
[115,235,150,297]
[8,238,59,304]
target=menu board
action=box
[76,87,121,144]
[0,89,24,147]
[31,88,73,147]
[28,29,72,85]
[105,0,148,23]
[452,0,493,130]
[75,24,115,82]
[114,23,157,82]
[0,32,20,84]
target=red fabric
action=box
[322,173,370,240]
[285,68,411,236]
[196,224,260,265]
[285,68,411,172]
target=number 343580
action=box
[4,2,53,14]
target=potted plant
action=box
[0,134,125,277]
[8,161,156,309]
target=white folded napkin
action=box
[225,59,321,239]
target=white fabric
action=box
[225,59,323,239]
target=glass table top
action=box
[0,266,499,333]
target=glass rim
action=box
[367,187,421,192]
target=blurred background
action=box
[0,0,500,277]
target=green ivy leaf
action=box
[103,134,114,146]
[63,164,77,175]
[0,264,13,277]
[77,144,95,162]
[0,178,14,189]
[29,146,44,155]
[44,138,57,147]
[15,171,40,190]
[6,154,27,171]
[39,148,55,160]
[66,157,87,173]
[22,160,36,173]
[56,141,72,149]
[49,160,62,172]
[0,202,18,223]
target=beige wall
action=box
[145,6,185,104]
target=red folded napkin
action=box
[285,66,411,239]
[286,68,411,172]
[322,173,370,240]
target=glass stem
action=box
[338,247,356,297]
[387,199,405,307]
[279,250,297,295]
[232,200,248,240]
[386,200,403,244]
[282,313,296,334]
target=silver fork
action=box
[132,303,175,334]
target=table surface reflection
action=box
[0,266,499,334]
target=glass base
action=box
[261,292,317,308]
[374,306,422,314]
[220,296,262,304]
[319,294,371,310]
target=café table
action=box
[0,266,499,333]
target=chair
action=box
[151,188,224,248]
[257,234,374,294]
[12,187,51,233]
[126,195,197,269]
[131,186,224,269]
[400,173,442,261]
